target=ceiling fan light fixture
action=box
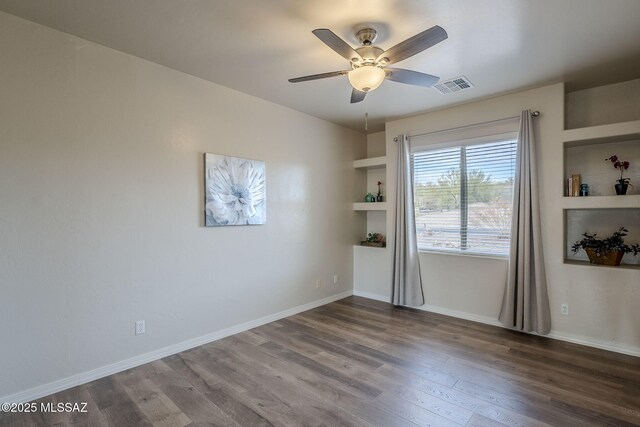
[290,26,448,103]
[347,66,385,92]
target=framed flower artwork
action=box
[204,153,266,226]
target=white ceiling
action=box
[1,0,639,132]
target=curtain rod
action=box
[396,111,540,141]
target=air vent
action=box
[433,76,474,94]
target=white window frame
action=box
[411,130,518,258]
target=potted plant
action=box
[605,155,633,195]
[571,227,640,266]
[361,232,386,247]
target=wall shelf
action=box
[353,156,387,170]
[562,119,640,147]
[563,259,640,271]
[353,202,388,211]
[353,244,388,250]
[562,195,640,209]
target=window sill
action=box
[417,249,508,261]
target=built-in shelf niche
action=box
[565,79,640,130]
[564,137,640,197]
[562,79,640,269]
[353,131,388,248]
[564,208,640,268]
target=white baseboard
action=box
[546,331,640,358]
[354,290,500,326]
[352,291,640,358]
[1,291,353,404]
[417,304,503,328]
[353,290,389,302]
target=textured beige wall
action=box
[0,12,365,398]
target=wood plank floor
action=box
[2,296,640,426]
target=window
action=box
[412,137,517,256]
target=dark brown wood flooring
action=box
[2,296,640,426]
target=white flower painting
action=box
[204,153,266,226]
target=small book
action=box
[571,174,581,197]
[567,178,573,197]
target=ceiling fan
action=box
[289,25,448,103]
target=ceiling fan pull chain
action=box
[364,95,370,131]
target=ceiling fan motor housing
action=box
[354,46,384,66]
[356,28,378,45]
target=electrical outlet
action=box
[135,320,146,335]
[560,304,569,316]
[333,275,339,285]
[315,279,321,289]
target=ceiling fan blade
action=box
[377,25,448,65]
[312,29,363,63]
[350,88,367,103]
[385,68,440,87]
[288,70,349,83]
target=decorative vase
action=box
[376,194,383,202]
[365,193,375,202]
[584,248,624,266]
[614,182,628,195]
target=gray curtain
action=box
[392,135,425,307]
[499,110,551,334]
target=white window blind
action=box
[412,138,517,256]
